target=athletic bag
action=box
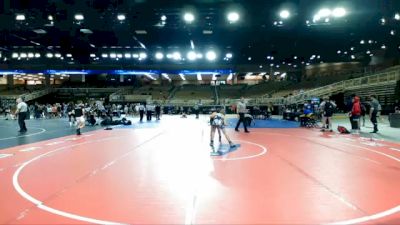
[337,126,350,134]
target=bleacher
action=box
[0,86,46,96]
[243,81,291,97]
[127,86,172,100]
[345,83,396,105]
[218,84,246,99]
[173,85,214,100]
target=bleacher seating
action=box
[218,85,246,99]
[173,85,214,100]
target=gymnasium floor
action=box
[1,115,400,224]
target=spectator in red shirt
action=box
[350,96,361,133]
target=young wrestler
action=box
[210,108,235,148]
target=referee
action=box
[235,97,250,133]
[15,97,28,133]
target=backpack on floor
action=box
[337,126,350,134]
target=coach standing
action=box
[235,97,250,133]
[15,97,28,133]
[369,95,380,133]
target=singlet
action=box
[211,113,224,127]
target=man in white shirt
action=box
[138,103,145,122]
[235,97,250,133]
[15,97,28,133]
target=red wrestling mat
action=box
[1,126,400,224]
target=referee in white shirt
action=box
[235,97,250,133]
[15,97,28,133]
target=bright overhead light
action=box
[381,45,386,49]
[350,47,355,51]
[139,52,147,59]
[279,10,290,19]
[325,18,330,23]
[248,57,252,61]
[332,7,346,17]
[124,53,131,58]
[34,53,41,58]
[66,54,72,58]
[162,73,171,81]
[90,54,96,58]
[351,55,355,59]
[179,73,186,81]
[101,53,108,58]
[187,51,197,61]
[206,51,217,61]
[20,53,27,58]
[226,53,233,58]
[227,73,233,81]
[46,53,53,58]
[366,50,371,54]
[184,13,195,23]
[28,53,34,58]
[318,8,331,17]
[116,53,123,58]
[155,52,164,60]
[161,15,167,21]
[337,50,341,54]
[380,18,386,25]
[395,13,400,20]
[16,14,25,21]
[313,14,321,22]
[172,52,181,60]
[135,30,147,34]
[368,40,373,44]
[391,30,395,35]
[48,15,53,21]
[360,40,365,44]
[55,53,61,58]
[110,53,116,58]
[197,73,202,81]
[196,53,203,59]
[117,14,126,21]
[227,12,240,23]
[74,14,84,20]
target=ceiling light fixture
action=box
[183,13,195,23]
[16,14,25,21]
[155,52,164,60]
[332,7,346,17]
[187,51,197,61]
[279,10,290,19]
[227,12,240,23]
[206,51,217,61]
[117,14,126,21]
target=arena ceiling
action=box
[0,0,399,72]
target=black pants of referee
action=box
[139,110,144,122]
[370,111,378,132]
[235,113,249,132]
[18,112,27,132]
